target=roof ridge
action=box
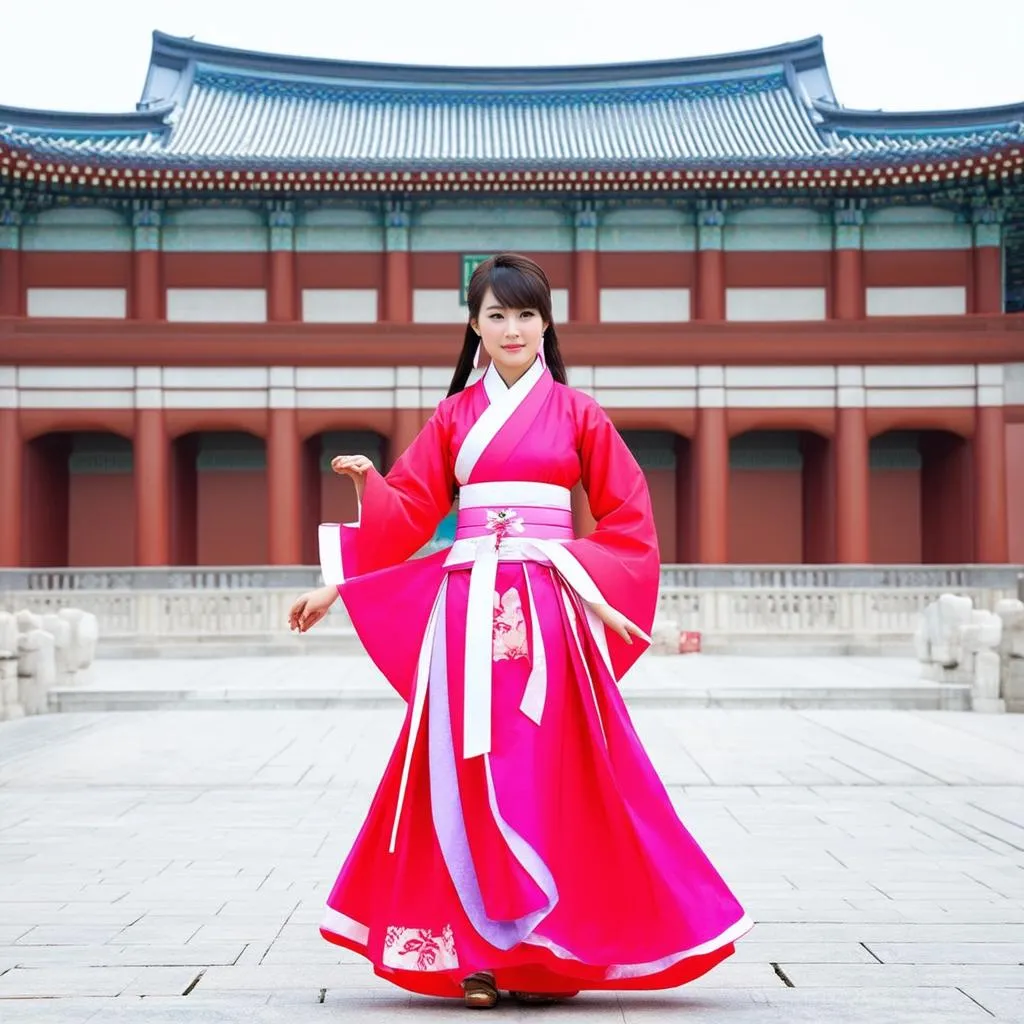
[149,29,826,86]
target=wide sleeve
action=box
[563,397,661,679]
[318,404,455,583]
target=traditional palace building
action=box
[0,32,1022,568]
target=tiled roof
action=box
[1,32,1021,170]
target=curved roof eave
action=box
[147,29,827,88]
[814,98,1024,133]
[0,102,173,137]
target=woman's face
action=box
[472,287,548,383]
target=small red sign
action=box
[678,631,702,654]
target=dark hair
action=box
[446,253,568,397]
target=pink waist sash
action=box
[454,504,574,542]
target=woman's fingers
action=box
[331,455,372,475]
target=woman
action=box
[288,253,750,1008]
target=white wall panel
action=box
[594,388,696,408]
[296,390,395,409]
[726,388,835,408]
[18,366,135,389]
[599,288,690,322]
[166,289,267,323]
[413,289,465,324]
[26,288,127,318]
[163,368,270,389]
[866,287,966,316]
[863,365,975,388]
[725,366,836,388]
[295,368,395,389]
[161,390,268,409]
[550,289,569,324]
[593,366,696,388]
[302,289,378,323]
[865,388,976,408]
[726,288,826,321]
[18,390,135,409]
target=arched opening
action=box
[728,430,832,564]
[620,430,685,562]
[869,430,972,564]
[22,431,134,567]
[172,431,268,565]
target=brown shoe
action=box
[462,972,499,1009]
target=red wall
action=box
[196,471,268,565]
[68,474,134,566]
[21,435,70,568]
[22,251,131,288]
[645,468,677,562]
[729,468,803,564]
[870,470,921,563]
[1008,423,1024,564]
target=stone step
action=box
[49,682,972,713]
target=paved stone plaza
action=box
[1,661,1023,1021]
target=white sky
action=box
[1,0,1021,116]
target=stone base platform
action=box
[48,654,972,713]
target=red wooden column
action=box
[134,407,170,566]
[131,202,162,321]
[972,205,1004,314]
[692,205,728,562]
[383,203,412,323]
[130,205,171,565]
[835,406,870,563]
[571,203,599,323]
[268,379,302,565]
[0,208,22,316]
[0,406,22,567]
[832,205,864,320]
[265,209,303,564]
[694,203,725,322]
[695,402,728,564]
[975,401,1009,563]
[268,204,297,322]
[832,206,870,563]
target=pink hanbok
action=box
[317,358,750,996]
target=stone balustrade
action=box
[0,608,99,719]
[914,594,1024,712]
[1,584,1017,659]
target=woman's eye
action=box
[521,311,535,318]
[489,314,503,320]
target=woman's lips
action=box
[503,344,525,351]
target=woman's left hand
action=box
[587,602,650,645]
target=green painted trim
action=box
[460,254,491,305]
[196,451,267,471]
[833,224,863,250]
[869,450,922,470]
[68,452,133,474]
[729,450,803,470]
[0,226,19,250]
[974,223,1002,248]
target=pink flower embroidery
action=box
[382,925,459,971]
[493,587,529,662]
[485,507,525,551]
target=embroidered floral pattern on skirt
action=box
[382,925,459,971]
[493,587,529,661]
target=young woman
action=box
[289,253,750,1008]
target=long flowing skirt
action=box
[321,561,750,996]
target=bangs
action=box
[485,264,552,318]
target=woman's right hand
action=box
[331,454,373,503]
[288,585,339,633]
